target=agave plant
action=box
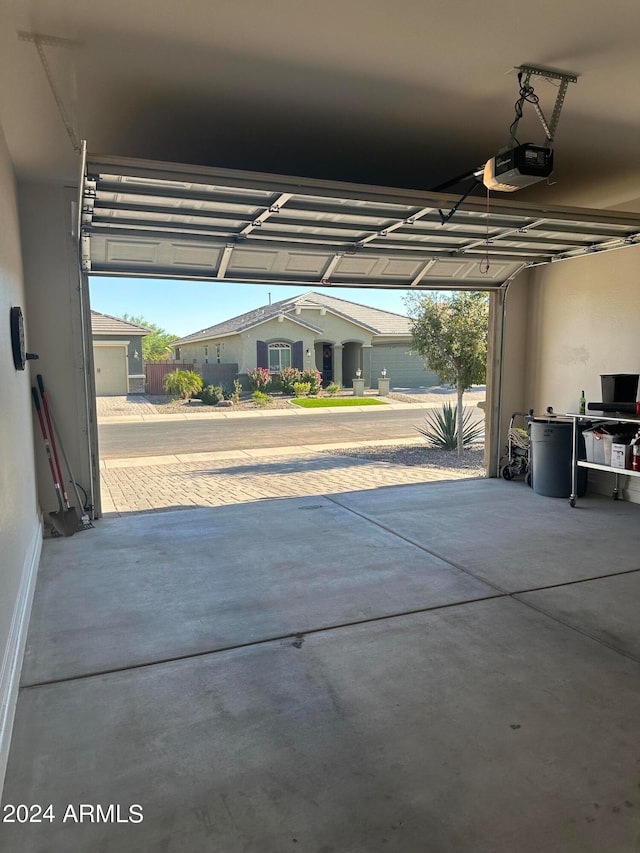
[415,402,484,451]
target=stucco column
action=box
[362,345,373,388]
[333,344,343,386]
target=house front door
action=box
[322,345,333,384]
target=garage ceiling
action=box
[1,0,639,211]
[83,155,640,290]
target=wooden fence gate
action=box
[145,361,195,395]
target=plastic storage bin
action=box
[583,427,614,465]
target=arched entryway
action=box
[341,342,364,388]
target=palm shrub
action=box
[415,402,484,450]
[163,369,203,399]
[293,381,311,397]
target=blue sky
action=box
[88,277,414,337]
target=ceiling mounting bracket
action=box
[17,30,82,153]
[510,64,578,148]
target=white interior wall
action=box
[0,124,42,793]
[525,244,640,501]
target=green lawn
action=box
[290,397,388,408]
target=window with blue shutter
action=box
[293,340,303,370]
[256,340,268,369]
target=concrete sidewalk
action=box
[96,388,487,424]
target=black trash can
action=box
[530,419,586,498]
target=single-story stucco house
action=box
[91,311,149,395]
[171,291,438,388]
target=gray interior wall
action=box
[0,123,41,793]
[20,182,94,519]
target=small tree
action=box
[405,291,488,457]
[120,314,178,361]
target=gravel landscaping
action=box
[325,442,485,475]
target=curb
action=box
[96,399,457,425]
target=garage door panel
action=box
[94,346,128,396]
[83,156,640,289]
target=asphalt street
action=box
[99,408,485,458]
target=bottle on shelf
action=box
[579,390,586,415]
[632,429,640,472]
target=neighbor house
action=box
[91,311,149,396]
[171,292,439,388]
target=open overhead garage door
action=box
[81,155,640,290]
[79,154,640,500]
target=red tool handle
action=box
[36,375,69,507]
[32,387,64,510]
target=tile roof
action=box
[172,291,411,345]
[91,311,151,336]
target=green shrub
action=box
[325,383,341,396]
[293,381,311,397]
[246,368,271,391]
[252,390,272,407]
[163,369,203,399]
[200,384,224,405]
[300,368,322,395]
[415,402,484,450]
[269,372,284,393]
[278,366,302,395]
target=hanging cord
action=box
[509,72,540,147]
[479,186,491,274]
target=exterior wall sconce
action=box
[133,350,140,360]
[305,348,311,357]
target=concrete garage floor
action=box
[2,479,640,852]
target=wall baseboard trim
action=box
[0,519,42,797]
[588,471,640,504]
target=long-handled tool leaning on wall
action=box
[31,386,79,537]
[36,375,93,530]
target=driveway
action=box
[97,388,486,515]
[99,442,484,515]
